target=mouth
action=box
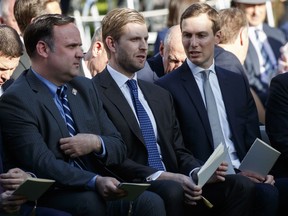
[136,55,146,62]
[189,51,201,57]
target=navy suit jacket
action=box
[244,23,286,105]
[155,61,260,163]
[266,72,288,177]
[0,69,126,188]
[92,68,201,182]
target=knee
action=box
[134,191,166,216]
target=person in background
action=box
[232,0,286,107]
[0,14,165,216]
[138,24,186,82]
[83,26,108,78]
[11,0,62,80]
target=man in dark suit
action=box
[93,7,255,216]
[156,3,280,216]
[0,23,71,216]
[0,14,166,216]
[232,0,286,107]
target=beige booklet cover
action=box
[197,142,227,187]
[239,138,281,177]
[118,182,151,201]
[12,177,55,201]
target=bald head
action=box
[160,24,186,74]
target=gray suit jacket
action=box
[244,23,286,105]
[0,69,126,188]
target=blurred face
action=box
[181,13,220,69]
[0,0,21,34]
[160,39,186,74]
[0,55,20,86]
[109,23,148,76]
[45,1,62,14]
[46,23,83,85]
[237,3,266,27]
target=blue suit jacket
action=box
[155,61,260,163]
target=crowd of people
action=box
[1,0,288,215]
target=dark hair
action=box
[180,2,220,35]
[24,14,74,57]
[0,24,23,58]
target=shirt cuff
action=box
[94,136,106,158]
[146,171,164,182]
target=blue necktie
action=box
[126,79,164,171]
[57,85,85,170]
[202,70,235,174]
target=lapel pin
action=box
[72,88,77,96]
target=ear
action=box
[239,28,244,46]
[159,40,164,57]
[105,36,116,53]
[36,40,50,58]
[92,41,103,57]
[214,30,221,45]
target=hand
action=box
[0,168,30,190]
[59,133,102,157]
[238,170,266,183]
[207,162,227,183]
[0,190,27,213]
[158,172,202,206]
[95,176,127,200]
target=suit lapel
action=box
[26,69,70,137]
[99,70,145,144]
[216,66,236,133]
[179,63,214,145]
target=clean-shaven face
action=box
[181,13,220,69]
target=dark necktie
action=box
[57,85,85,170]
[126,79,164,171]
[202,70,235,174]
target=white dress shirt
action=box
[187,59,241,169]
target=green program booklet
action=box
[12,177,55,201]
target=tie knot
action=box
[201,70,210,81]
[126,79,138,91]
[57,85,67,100]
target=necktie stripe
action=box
[57,85,84,170]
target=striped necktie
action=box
[57,85,85,170]
[202,70,235,174]
[126,79,164,171]
[255,29,275,84]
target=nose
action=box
[190,36,198,47]
[0,70,12,83]
[77,47,84,59]
[140,39,148,50]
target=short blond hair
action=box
[101,8,146,58]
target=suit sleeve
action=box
[266,74,288,160]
